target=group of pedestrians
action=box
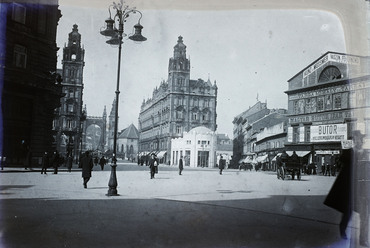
[41,151,73,174]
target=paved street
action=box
[0,162,364,248]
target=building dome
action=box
[189,126,212,134]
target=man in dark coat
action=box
[41,152,49,174]
[81,151,94,188]
[324,130,369,246]
[51,151,60,174]
[179,156,183,175]
[66,155,73,172]
[219,156,225,175]
[99,156,107,171]
[149,153,157,179]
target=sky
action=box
[56,2,346,137]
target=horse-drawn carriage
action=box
[277,152,302,180]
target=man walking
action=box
[99,156,107,171]
[179,156,183,175]
[219,156,225,175]
[149,153,157,179]
[41,152,49,174]
[66,155,73,172]
[81,151,93,188]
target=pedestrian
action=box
[324,130,369,247]
[149,153,157,179]
[81,151,93,188]
[325,163,331,176]
[51,151,60,174]
[179,156,183,175]
[94,156,99,167]
[219,156,225,175]
[99,156,107,170]
[24,146,32,170]
[41,152,49,174]
[66,155,73,172]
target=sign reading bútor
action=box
[310,124,347,142]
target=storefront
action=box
[285,52,370,170]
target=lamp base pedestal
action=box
[106,163,119,196]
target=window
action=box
[176,126,182,134]
[305,98,312,113]
[318,66,342,82]
[67,119,72,128]
[13,45,27,68]
[325,95,332,110]
[304,125,311,142]
[68,104,74,113]
[334,94,342,109]
[12,3,26,24]
[293,126,299,143]
[69,90,74,98]
[176,111,183,119]
[192,113,197,120]
[71,54,76,61]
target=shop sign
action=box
[310,124,347,142]
[302,53,360,78]
[289,110,353,124]
[303,54,328,78]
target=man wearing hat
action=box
[149,153,158,179]
[324,130,369,246]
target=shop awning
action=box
[244,157,253,163]
[272,153,282,162]
[286,151,311,157]
[256,154,268,163]
[157,151,167,159]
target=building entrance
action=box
[198,151,209,167]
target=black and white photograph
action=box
[0,0,369,247]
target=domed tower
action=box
[168,36,190,91]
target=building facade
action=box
[285,51,370,170]
[117,124,139,161]
[171,126,218,168]
[53,24,85,160]
[138,36,218,164]
[253,111,288,170]
[0,1,63,166]
[231,101,270,167]
[216,133,233,168]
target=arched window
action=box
[318,66,342,83]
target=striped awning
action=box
[157,151,167,159]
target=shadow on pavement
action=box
[0,194,346,248]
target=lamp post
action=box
[100,0,146,196]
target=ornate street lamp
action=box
[100,0,146,196]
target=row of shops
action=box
[239,149,340,173]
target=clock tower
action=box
[55,24,85,159]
